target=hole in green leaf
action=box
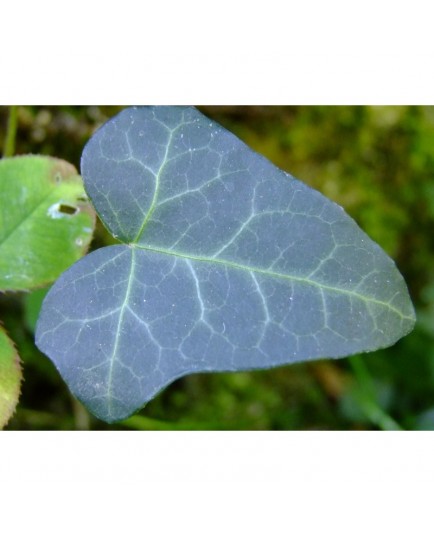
[58,204,78,215]
[47,202,79,219]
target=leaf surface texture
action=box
[36,107,415,422]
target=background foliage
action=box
[0,105,432,430]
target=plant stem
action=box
[121,414,222,431]
[121,415,182,430]
[3,105,18,157]
[70,395,91,430]
[349,356,403,431]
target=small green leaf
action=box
[0,156,96,291]
[0,325,22,428]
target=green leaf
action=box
[35,106,416,423]
[0,325,22,428]
[0,156,96,291]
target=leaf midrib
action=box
[131,243,413,321]
[0,186,55,250]
[106,247,136,418]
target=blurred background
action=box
[0,105,433,431]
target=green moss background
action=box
[1,105,433,430]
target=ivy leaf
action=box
[0,156,95,291]
[0,325,22,428]
[35,106,416,423]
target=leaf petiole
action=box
[3,105,18,158]
[349,355,403,431]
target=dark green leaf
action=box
[36,106,415,422]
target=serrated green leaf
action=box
[0,156,96,291]
[0,325,22,428]
[36,106,416,423]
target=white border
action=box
[1,432,434,533]
[1,3,433,532]
[2,2,433,104]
